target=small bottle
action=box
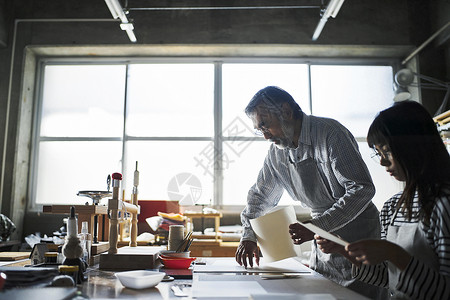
[57,245,65,264]
[78,221,92,264]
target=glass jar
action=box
[58,265,79,286]
[44,252,58,264]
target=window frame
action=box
[29,56,402,213]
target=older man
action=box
[235,86,384,299]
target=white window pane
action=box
[222,64,310,137]
[223,140,298,206]
[124,141,213,205]
[126,64,214,137]
[311,65,394,137]
[40,65,126,137]
[35,141,122,205]
[358,141,403,210]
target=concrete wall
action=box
[0,0,448,240]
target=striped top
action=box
[241,113,376,242]
[354,191,450,299]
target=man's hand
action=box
[235,240,259,268]
[289,222,315,245]
[315,234,346,255]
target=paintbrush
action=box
[176,231,193,252]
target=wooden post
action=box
[108,173,122,254]
[130,192,138,247]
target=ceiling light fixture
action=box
[104,0,137,43]
[312,0,345,41]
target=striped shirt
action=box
[241,112,377,242]
[354,191,450,299]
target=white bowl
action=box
[115,270,165,289]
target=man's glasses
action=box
[370,148,393,163]
[254,126,271,136]
[254,117,273,136]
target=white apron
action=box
[287,149,381,286]
[386,205,439,299]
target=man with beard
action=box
[235,86,384,299]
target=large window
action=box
[31,59,402,211]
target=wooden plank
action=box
[0,251,31,261]
[43,205,108,214]
[117,241,149,247]
[184,212,222,218]
[1,259,31,267]
[191,239,221,246]
[434,109,450,123]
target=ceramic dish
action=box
[159,250,191,258]
[115,270,165,289]
[160,257,196,269]
[159,254,192,260]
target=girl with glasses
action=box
[317,100,450,299]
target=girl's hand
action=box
[346,239,411,270]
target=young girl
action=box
[316,100,450,299]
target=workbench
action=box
[0,255,369,299]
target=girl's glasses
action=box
[370,149,393,163]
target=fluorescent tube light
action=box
[104,0,119,19]
[312,0,345,41]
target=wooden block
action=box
[91,242,110,255]
[89,254,101,266]
[0,252,31,261]
[99,246,165,271]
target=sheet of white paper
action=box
[298,222,348,247]
[250,293,337,300]
[250,206,297,263]
[193,281,267,298]
[193,257,310,274]
[253,257,311,273]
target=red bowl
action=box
[160,257,196,269]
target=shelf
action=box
[184,212,222,241]
[434,109,450,127]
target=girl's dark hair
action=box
[367,100,450,221]
[245,86,302,119]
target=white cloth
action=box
[354,190,450,299]
[387,208,438,299]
